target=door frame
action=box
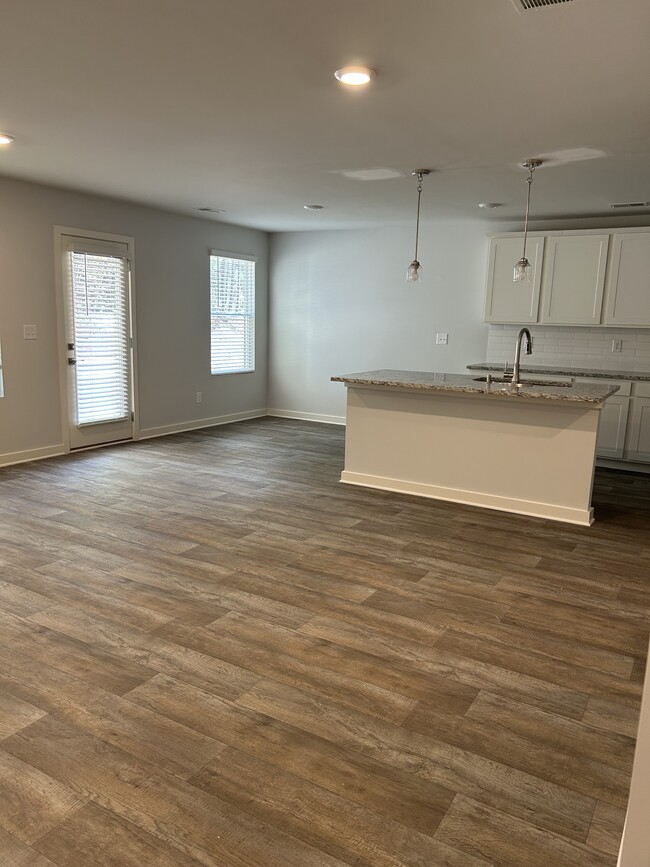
[54,226,140,453]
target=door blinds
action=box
[69,250,130,425]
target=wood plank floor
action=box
[0,417,648,866]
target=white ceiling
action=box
[0,0,649,231]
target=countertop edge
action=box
[467,362,650,382]
[332,371,619,405]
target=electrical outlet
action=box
[23,325,37,340]
[612,339,622,353]
[436,333,448,345]
[196,391,202,403]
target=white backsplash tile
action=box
[485,325,650,373]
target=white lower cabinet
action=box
[596,396,631,459]
[574,378,650,466]
[625,385,650,462]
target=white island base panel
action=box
[341,386,602,526]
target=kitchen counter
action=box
[333,369,620,526]
[332,369,619,404]
[467,362,650,381]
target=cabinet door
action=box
[604,232,650,326]
[596,396,630,459]
[484,236,544,324]
[541,234,608,325]
[626,397,650,462]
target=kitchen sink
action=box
[473,376,572,388]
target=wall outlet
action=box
[611,339,622,353]
[436,333,448,345]
[196,391,202,403]
[23,325,37,340]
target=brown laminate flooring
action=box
[0,417,648,866]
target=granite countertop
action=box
[467,362,650,382]
[332,369,620,404]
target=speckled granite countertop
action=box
[467,363,650,382]
[332,369,620,404]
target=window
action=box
[0,339,4,398]
[210,252,256,374]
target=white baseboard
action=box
[0,444,65,468]
[138,409,268,440]
[267,408,345,426]
[340,470,594,526]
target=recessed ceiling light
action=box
[0,133,14,145]
[479,202,502,209]
[304,204,324,211]
[334,66,376,86]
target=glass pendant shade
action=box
[513,257,532,283]
[406,260,421,283]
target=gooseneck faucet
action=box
[512,327,533,388]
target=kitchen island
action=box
[331,370,620,525]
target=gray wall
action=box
[0,176,268,464]
[4,175,648,464]
[268,222,493,422]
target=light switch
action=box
[23,325,37,340]
[436,333,448,345]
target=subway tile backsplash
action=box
[486,325,650,372]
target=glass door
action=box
[62,236,134,449]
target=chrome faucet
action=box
[512,327,533,387]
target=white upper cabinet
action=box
[484,228,650,327]
[484,236,544,324]
[541,234,609,325]
[604,232,650,326]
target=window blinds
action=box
[69,251,130,426]
[210,254,256,374]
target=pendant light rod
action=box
[513,158,543,283]
[520,159,542,263]
[412,169,429,262]
[407,169,431,283]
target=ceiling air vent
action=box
[511,0,575,11]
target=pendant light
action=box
[406,169,430,283]
[513,159,543,283]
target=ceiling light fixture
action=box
[304,204,324,211]
[0,133,14,145]
[513,159,543,283]
[334,66,376,86]
[479,202,502,209]
[406,169,430,284]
